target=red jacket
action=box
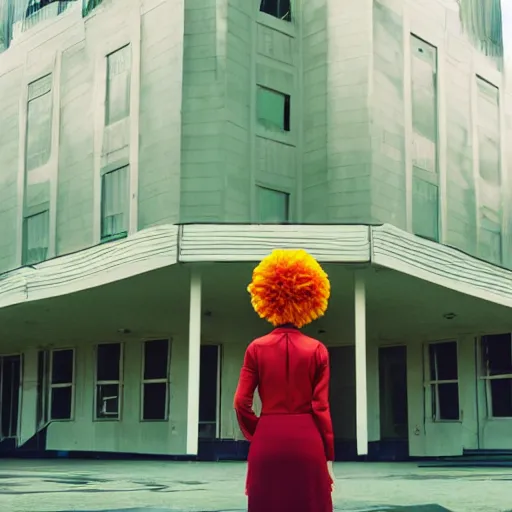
[233,326,335,461]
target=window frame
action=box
[22,209,50,266]
[424,340,461,423]
[140,339,171,422]
[49,348,75,422]
[93,342,124,422]
[256,85,291,133]
[100,165,130,243]
[256,185,290,224]
[259,0,292,22]
[480,334,512,419]
[105,44,132,126]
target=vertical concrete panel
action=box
[138,0,184,228]
[371,0,406,228]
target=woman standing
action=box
[234,249,335,512]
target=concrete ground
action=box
[0,459,511,512]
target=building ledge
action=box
[0,223,511,311]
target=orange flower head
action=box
[247,249,330,328]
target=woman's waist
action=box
[260,407,313,417]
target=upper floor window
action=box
[426,341,460,421]
[257,186,289,223]
[49,349,75,421]
[101,166,129,242]
[257,86,290,133]
[26,74,53,171]
[95,343,123,420]
[106,45,132,125]
[23,210,50,265]
[25,0,71,30]
[260,0,291,22]
[83,0,103,16]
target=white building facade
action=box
[0,0,511,461]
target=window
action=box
[481,334,512,418]
[106,45,132,125]
[410,35,439,242]
[101,166,129,241]
[36,350,50,428]
[83,0,103,16]
[257,187,289,223]
[25,0,70,25]
[260,0,291,21]
[476,77,502,265]
[49,349,74,421]
[426,341,460,421]
[141,340,170,421]
[23,210,49,265]
[95,343,123,420]
[257,86,291,132]
[26,74,52,171]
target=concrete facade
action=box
[1,0,512,463]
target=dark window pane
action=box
[437,383,460,420]
[1,356,21,437]
[51,387,72,420]
[490,379,512,418]
[51,350,74,384]
[260,0,291,21]
[96,384,120,419]
[144,340,169,380]
[143,382,167,420]
[97,343,121,381]
[429,342,458,381]
[483,334,512,376]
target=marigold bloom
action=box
[247,249,330,328]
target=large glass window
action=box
[257,186,289,223]
[106,45,132,125]
[141,340,170,421]
[26,74,52,171]
[50,349,75,421]
[256,86,291,133]
[481,334,512,418]
[476,77,502,265]
[101,166,129,241]
[410,35,439,242]
[23,210,49,265]
[95,343,123,420]
[426,341,460,421]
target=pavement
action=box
[0,459,511,512]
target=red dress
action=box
[234,326,334,512]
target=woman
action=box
[234,249,335,512]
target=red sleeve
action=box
[234,344,259,441]
[312,344,335,461]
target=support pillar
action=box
[355,272,368,456]
[186,269,202,455]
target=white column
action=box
[186,269,202,455]
[355,272,368,456]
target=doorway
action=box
[379,346,408,456]
[199,345,221,440]
[0,355,22,440]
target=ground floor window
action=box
[141,340,170,421]
[95,343,123,420]
[481,333,512,418]
[426,341,460,421]
[50,349,75,420]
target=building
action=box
[0,0,511,461]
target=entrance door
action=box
[199,345,221,439]
[379,346,408,457]
[0,355,22,440]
